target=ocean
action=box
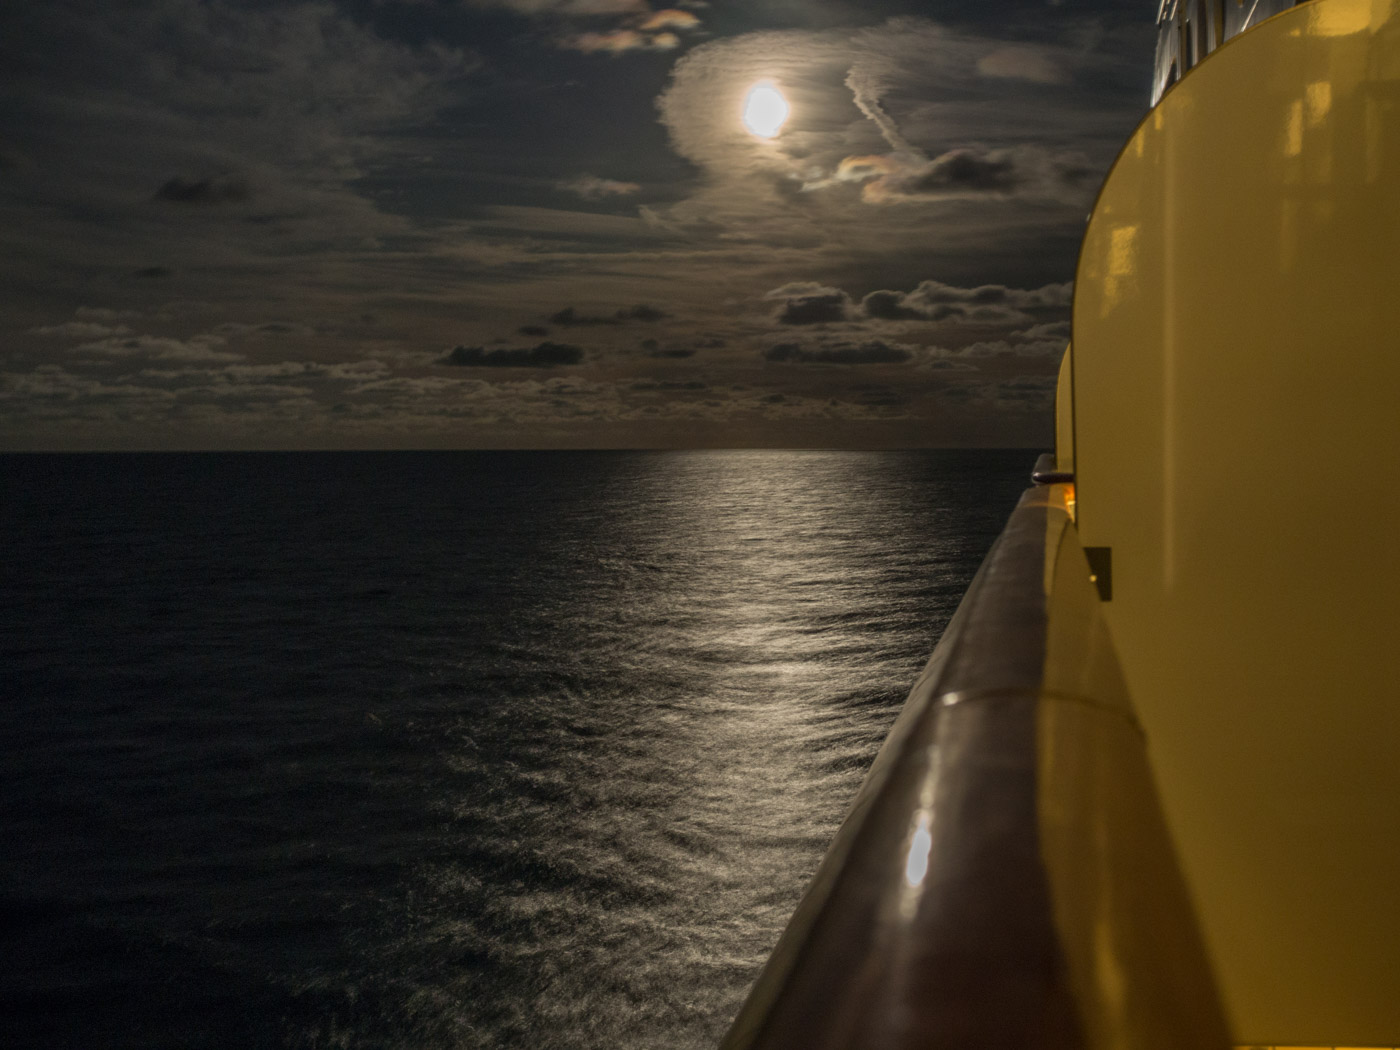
[0,449,1032,1050]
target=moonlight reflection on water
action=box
[0,449,1030,1050]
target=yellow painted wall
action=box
[1072,0,1400,1042]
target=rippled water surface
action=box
[1,450,1031,1049]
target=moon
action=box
[742,83,790,139]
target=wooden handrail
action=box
[720,477,1230,1050]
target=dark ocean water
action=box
[0,449,1032,1050]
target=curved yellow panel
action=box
[1073,0,1400,1043]
[1055,345,1075,483]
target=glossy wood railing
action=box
[720,472,1231,1050]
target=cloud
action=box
[640,10,701,31]
[559,175,642,199]
[831,145,1094,203]
[549,304,668,325]
[764,283,853,325]
[620,304,668,322]
[976,46,1069,85]
[957,332,1068,358]
[952,323,1069,361]
[554,2,703,53]
[441,342,584,367]
[860,279,1071,322]
[763,339,911,364]
[775,295,850,326]
[0,0,475,298]
[29,321,133,338]
[465,0,649,12]
[154,174,251,205]
[993,375,1057,408]
[213,321,315,337]
[629,378,707,391]
[75,307,143,322]
[564,29,680,53]
[652,15,1139,270]
[140,360,386,384]
[641,337,710,358]
[1013,319,1072,341]
[868,148,1019,194]
[71,334,244,363]
[2,3,1133,448]
[845,58,912,153]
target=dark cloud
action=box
[942,383,986,404]
[466,0,650,12]
[75,307,142,322]
[763,340,911,364]
[620,304,668,322]
[134,266,173,279]
[555,6,703,53]
[859,279,1072,322]
[994,376,1057,408]
[644,342,697,359]
[640,337,699,358]
[835,146,1097,204]
[518,325,550,336]
[764,283,854,325]
[862,289,934,321]
[441,342,584,367]
[629,379,708,391]
[776,294,850,325]
[1014,320,1073,341]
[549,304,669,325]
[71,333,242,363]
[558,175,642,199]
[562,29,682,53]
[550,307,606,326]
[29,320,133,338]
[214,321,314,337]
[154,175,251,205]
[851,384,910,407]
[958,333,1066,357]
[904,148,1021,192]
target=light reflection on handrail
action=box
[903,816,931,889]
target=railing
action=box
[720,466,1231,1050]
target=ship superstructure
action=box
[721,1,1400,1047]
[1152,0,1304,101]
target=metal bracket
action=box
[1084,547,1112,602]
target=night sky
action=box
[2,0,1155,450]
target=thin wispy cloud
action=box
[558,175,643,198]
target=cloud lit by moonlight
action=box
[742,82,789,138]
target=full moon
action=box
[742,83,789,139]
